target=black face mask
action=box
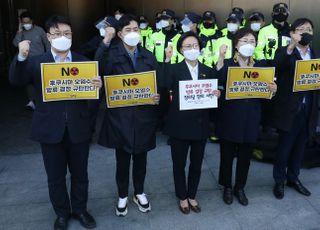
[273,13,288,22]
[299,33,313,46]
[203,22,214,29]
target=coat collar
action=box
[179,60,207,80]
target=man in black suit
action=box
[9,15,101,230]
[271,18,318,199]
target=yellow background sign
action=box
[41,61,99,102]
[226,67,275,100]
[293,59,320,92]
[104,71,157,108]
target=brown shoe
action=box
[188,199,201,213]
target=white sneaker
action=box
[116,197,128,217]
[133,193,151,213]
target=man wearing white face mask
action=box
[180,12,201,34]
[164,31,220,214]
[13,11,50,111]
[138,15,153,48]
[248,12,265,34]
[9,15,102,230]
[95,14,161,217]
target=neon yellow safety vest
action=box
[199,23,219,38]
[140,27,153,48]
[255,23,291,60]
[147,30,184,64]
[211,36,233,64]
[221,25,244,37]
[198,38,218,68]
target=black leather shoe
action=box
[223,187,233,205]
[287,180,311,196]
[54,216,69,230]
[72,211,96,229]
[273,182,284,199]
[234,188,248,206]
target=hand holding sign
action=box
[151,93,160,105]
[18,40,31,58]
[267,82,277,94]
[91,76,103,89]
[213,90,221,98]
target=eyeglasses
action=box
[182,44,200,49]
[238,39,256,45]
[49,31,72,38]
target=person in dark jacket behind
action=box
[9,15,101,230]
[163,31,220,214]
[215,28,277,206]
[270,18,319,200]
[94,14,161,217]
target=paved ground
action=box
[1,83,320,230]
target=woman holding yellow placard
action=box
[215,28,277,206]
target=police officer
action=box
[248,12,265,34]
[147,9,183,64]
[199,11,222,50]
[221,7,245,36]
[139,15,153,48]
[255,3,291,61]
[180,12,202,34]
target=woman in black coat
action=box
[215,28,277,206]
[163,31,220,214]
[95,15,161,217]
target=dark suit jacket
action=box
[215,59,268,144]
[9,51,94,144]
[269,46,319,137]
[95,41,162,154]
[163,61,216,140]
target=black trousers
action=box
[219,139,253,189]
[170,138,206,200]
[40,129,89,218]
[115,149,147,198]
[273,109,308,183]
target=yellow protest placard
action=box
[41,61,99,102]
[104,71,157,108]
[293,59,320,92]
[226,67,275,100]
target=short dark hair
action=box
[117,14,138,30]
[20,11,32,20]
[115,7,126,14]
[290,18,314,32]
[45,15,72,33]
[177,31,203,54]
[233,28,257,48]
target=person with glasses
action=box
[270,18,318,200]
[215,28,277,206]
[9,15,102,230]
[164,31,220,214]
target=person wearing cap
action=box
[163,31,220,214]
[248,12,265,34]
[114,7,125,20]
[270,18,318,200]
[255,3,291,61]
[147,9,183,64]
[199,11,222,47]
[210,12,242,65]
[154,12,162,31]
[180,12,201,34]
[94,14,161,217]
[138,15,153,48]
[221,8,245,36]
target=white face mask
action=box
[99,28,106,37]
[115,14,122,20]
[250,23,261,32]
[181,24,191,33]
[51,36,72,51]
[23,24,32,30]
[160,20,170,29]
[183,49,200,61]
[123,32,140,46]
[227,23,239,32]
[238,43,255,57]
[156,22,162,30]
[139,23,148,29]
